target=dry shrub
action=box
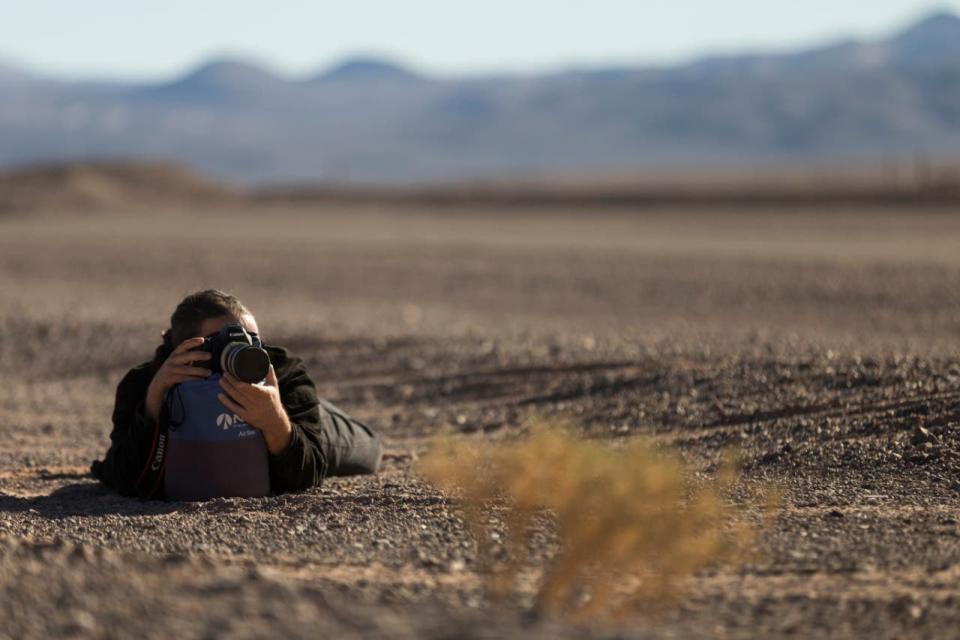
[420,421,773,619]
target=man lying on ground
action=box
[91,289,382,500]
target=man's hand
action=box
[145,337,212,423]
[217,366,293,455]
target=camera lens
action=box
[221,343,270,383]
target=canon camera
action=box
[197,324,270,383]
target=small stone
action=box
[70,610,97,632]
[911,425,938,446]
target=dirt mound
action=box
[255,164,960,210]
[0,161,240,214]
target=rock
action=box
[911,425,939,446]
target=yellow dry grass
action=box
[420,421,775,619]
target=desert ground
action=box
[3,201,960,638]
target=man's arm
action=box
[90,365,168,499]
[262,348,330,493]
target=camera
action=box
[197,324,270,383]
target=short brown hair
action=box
[165,289,250,347]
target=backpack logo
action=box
[216,413,245,430]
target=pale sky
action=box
[1,1,956,80]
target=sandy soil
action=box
[2,204,960,638]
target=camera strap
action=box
[133,393,176,499]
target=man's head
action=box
[166,289,259,348]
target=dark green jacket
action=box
[91,345,329,499]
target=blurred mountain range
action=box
[1,10,959,184]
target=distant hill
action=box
[0,11,959,184]
[149,59,291,101]
[311,58,423,84]
[0,161,238,213]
